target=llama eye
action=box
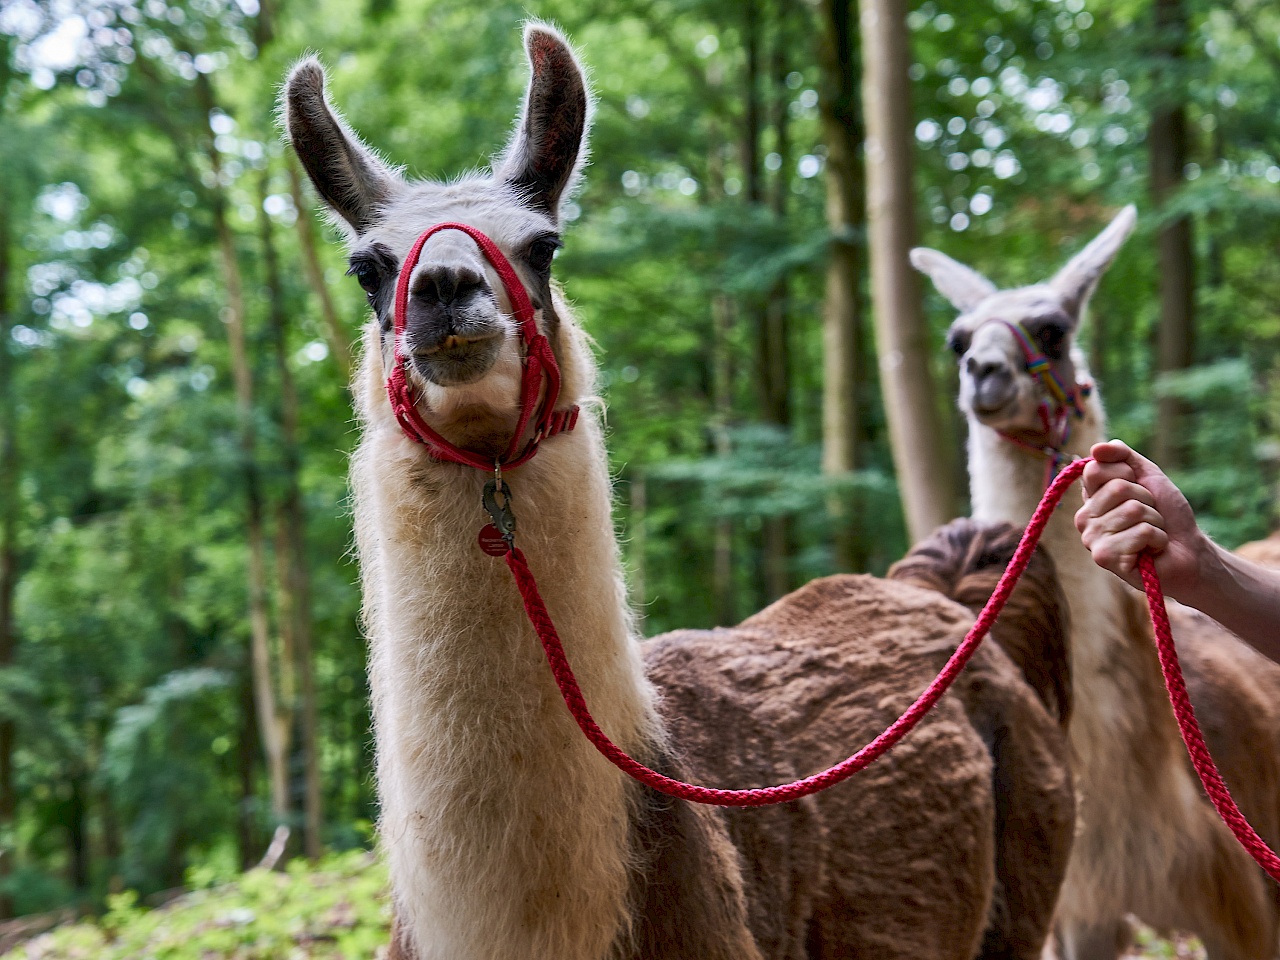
[1035,323,1068,360]
[947,330,971,358]
[525,236,561,274]
[347,260,381,296]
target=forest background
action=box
[0,0,1277,949]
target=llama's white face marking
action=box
[945,287,1079,432]
[348,179,562,418]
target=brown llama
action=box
[285,23,1071,959]
[913,208,1280,960]
[1235,531,1280,570]
[889,518,1075,959]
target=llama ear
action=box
[283,57,400,235]
[1049,204,1137,320]
[909,248,998,313]
[495,23,591,220]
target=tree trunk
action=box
[818,0,865,570]
[860,0,956,542]
[261,171,323,860]
[761,2,792,601]
[0,196,17,919]
[236,653,258,870]
[197,76,292,842]
[711,295,736,625]
[705,44,736,625]
[1150,0,1194,468]
[287,159,352,382]
[628,472,646,630]
[67,775,89,894]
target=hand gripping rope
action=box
[390,223,1280,883]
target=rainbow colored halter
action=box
[991,320,1091,488]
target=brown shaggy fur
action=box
[643,575,997,958]
[890,520,1076,960]
[888,519,1072,725]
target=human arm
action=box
[1074,440,1280,665]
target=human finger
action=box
[1082,457,1137,497]
[1091,500,1166,538]
[1090,523,1170,569]
[1077,479,1158,522]
[1090,439,1136,464]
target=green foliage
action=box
[1,851,390,960]
[1,0,1278,947]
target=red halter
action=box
[987,319,1092,488]
[385,222,579,469]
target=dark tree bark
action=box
[817,0,866,570]
[1150,0,1195,467]
[760,0,794,601]
[67,775,89,894]
[237,652,259,871]
[860,0,957,542]
[260,171,323,860]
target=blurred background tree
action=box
[0,0,1277,934]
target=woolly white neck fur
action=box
[352,313,659,959]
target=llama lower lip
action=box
[410,336,503,386]
[414,333,501,356]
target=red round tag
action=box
[477,524,509,557]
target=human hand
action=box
[1073,440,1211,598]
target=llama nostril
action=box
[967,358,1010,381]
[412,265,485,306]
[970,361,1015,412]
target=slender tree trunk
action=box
[711,294,736,625]
[287,159,352,382]
[860,0,956,542]
[67,775,89,894]
[706,45,736,625]
[0,198,17,919]
[760,2,792,601]
[261,172,322,860]
[237,653,258,870]
[197,76,292,840]
[818,0,865,571]
[1150,0,1194,468]
[628,472,646,630]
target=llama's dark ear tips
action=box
[285,58,326,108]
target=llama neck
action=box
[967,393,1179,773]
[354,353,657,960]
[968,392,1118,673]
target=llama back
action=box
[888,518,1072,726]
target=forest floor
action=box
[0,857,1205,960]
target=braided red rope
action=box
[500,458,1280,882]
[505,461,1081,806]
[1138,555,1280,881]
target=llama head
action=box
[910,205,1136,433]
[283,22,590,444]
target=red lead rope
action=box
[388,222,1279,878]
[499,458,1280,880]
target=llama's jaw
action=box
[409,329,506,386]
[960,374,1041,432]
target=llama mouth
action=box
[409,334,504,386]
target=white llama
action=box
[285,22,1074,959]
[914,208,1280,960]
